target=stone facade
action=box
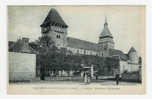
[40,8,141,74]
[9,52,36,81]
[9,37,34,53]
[41,25,68,48]
[40,8,68,49]
[119,60,140,74]
[8,8,141,78]
[128,47,139,64]
[98,17,115,57]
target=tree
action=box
[36,36,59,80]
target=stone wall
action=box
[42,26,67,49]
[121,71,141,82]
[120,60,139,74]
[9,52,36,81]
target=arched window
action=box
[56,34,61,39]
[77,49,79,54]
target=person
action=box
[94,72,98,80]
[87,72,91,84]
[83,72,88,84]
[115,74,120,85]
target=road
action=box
[10,80,140,86]
[8,80,142,94]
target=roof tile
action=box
[41,8,68,27]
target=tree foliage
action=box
[35,35,120,78]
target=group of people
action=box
[83,71,91,84]
[83,71,120,85]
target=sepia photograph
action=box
[7,5,145,94]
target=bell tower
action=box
[98,17,114,56]
[40,8,68,49]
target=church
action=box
[40,8,141,74]
[9,8,141,78]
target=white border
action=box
[0,0,152,98]
[3,0,148,5]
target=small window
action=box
[56,35,61,39]
[77,49,79,53]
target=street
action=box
[8,80,142,94]
[10,79,140,86]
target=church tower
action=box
[128,47,138,64]
[98,17,114,56]
[40,8,68,49]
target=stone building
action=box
[8,8,141,77]
[40,8,68,49]
[40,8,141,74]
[9,37,34,53]
[9,52,36,81]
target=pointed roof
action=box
[100,17,113,38]
[128,47,136,54]
[40,8,68,28]
[109,49,128,61]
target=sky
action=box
[8,6,145,56]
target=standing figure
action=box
[94,72,98,80]
[115,74,120,85]
[83,72,88,84]
[40,66,45,80]
[87,72,91,84]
